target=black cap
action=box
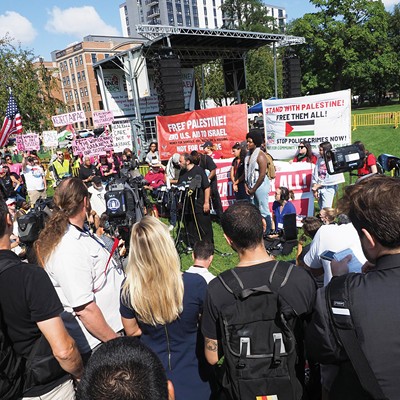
[201,141,213,149]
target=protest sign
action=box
[263,89,351,159]
[215,159,314,220]
[16,133,40,151]
[111,119,132,152]
[51,111,87,127]
[72,136,113,157]
[93,111,114,126]
[42,130,58,147]
[156,104,248,160]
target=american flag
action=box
[0,94,23,147]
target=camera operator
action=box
[178,153,213,245]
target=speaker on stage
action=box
[283,55,301,98]
[153,56,185,116]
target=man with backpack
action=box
[201,201,317,400]
[244,128,275,235]
[0,198,83,399]
[306,175,400,400]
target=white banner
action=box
[51,111,87,127]
[111,119,132,153]
[93,110,114,126]
[42,130,58,147]
[97,67,196,117]
[263,89,352,159]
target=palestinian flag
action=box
[285,120,315,137]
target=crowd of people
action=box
[1,134,395,400]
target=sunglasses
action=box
[298,145,305,149]
[57,153,63,156]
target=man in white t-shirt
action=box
[88,176,106,217]
[22,155,47,206]
[304,220,367,286]
[186,240,215,284]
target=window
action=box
[81,71,86,81]
[71,74,75,84]
[69,59,73,68]
[105,54,110,59]
[77,72,81,82]
[66,76,70,86]
[75,56,78,66]
[74,89,78,99]
[89,117,93,127]
[80,88,84,97]
[84,87,88,96]
[77,104,81,111]
[64,61,68,70]
[79,55,83,65]
[69,90,72,99]
[87,103,91,111]
[65,92,69,101]
[59,62,64,72]
[186,15,191,25]
[91,53,97,63]
[62,77,66,86]
[83,104,86,112]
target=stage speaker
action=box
[153,56,185,116]
[283,56,301,98]
[223,58,246,93]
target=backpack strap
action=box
[326,275,388,400]
[218,268,273,300]
[268,261,294,292]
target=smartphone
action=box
[334,248,363,273]
[320,250,336,261]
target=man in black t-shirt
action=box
[201,202,316,399]
[0,199,83,398]
[191,151,223,220]
[178,152,213,245]
[79,156,100,187]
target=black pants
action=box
[184,211,214,246]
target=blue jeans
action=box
[251,179,272,233]
[318,185,338,209]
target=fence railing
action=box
[352,112,399,130]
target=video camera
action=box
[377,154,400,176]
[324,143,365,174]
[18,198,53,244]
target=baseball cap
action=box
[151,159,161,166]
[201,141,213,149]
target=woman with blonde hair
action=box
[120,217,211,400]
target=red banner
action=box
[156,104,248,160]
[215,160,314,223]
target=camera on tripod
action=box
[324,143,365,174]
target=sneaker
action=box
[168,225,174,231]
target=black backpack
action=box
[217,261,302,400]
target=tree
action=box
[196,0,282,106]
[0,36,64,133]
[287,0,398,104]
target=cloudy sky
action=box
[0,1,397,60]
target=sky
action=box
[0,1,397,60]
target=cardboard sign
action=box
[16,133,40,151]
[51,111,87,127]
[156,104,248,160]
[42,130,58,147]
[111,119,132,153]
[93,110,114,126]
[72,136,113,157]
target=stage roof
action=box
[94,25,305,69]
